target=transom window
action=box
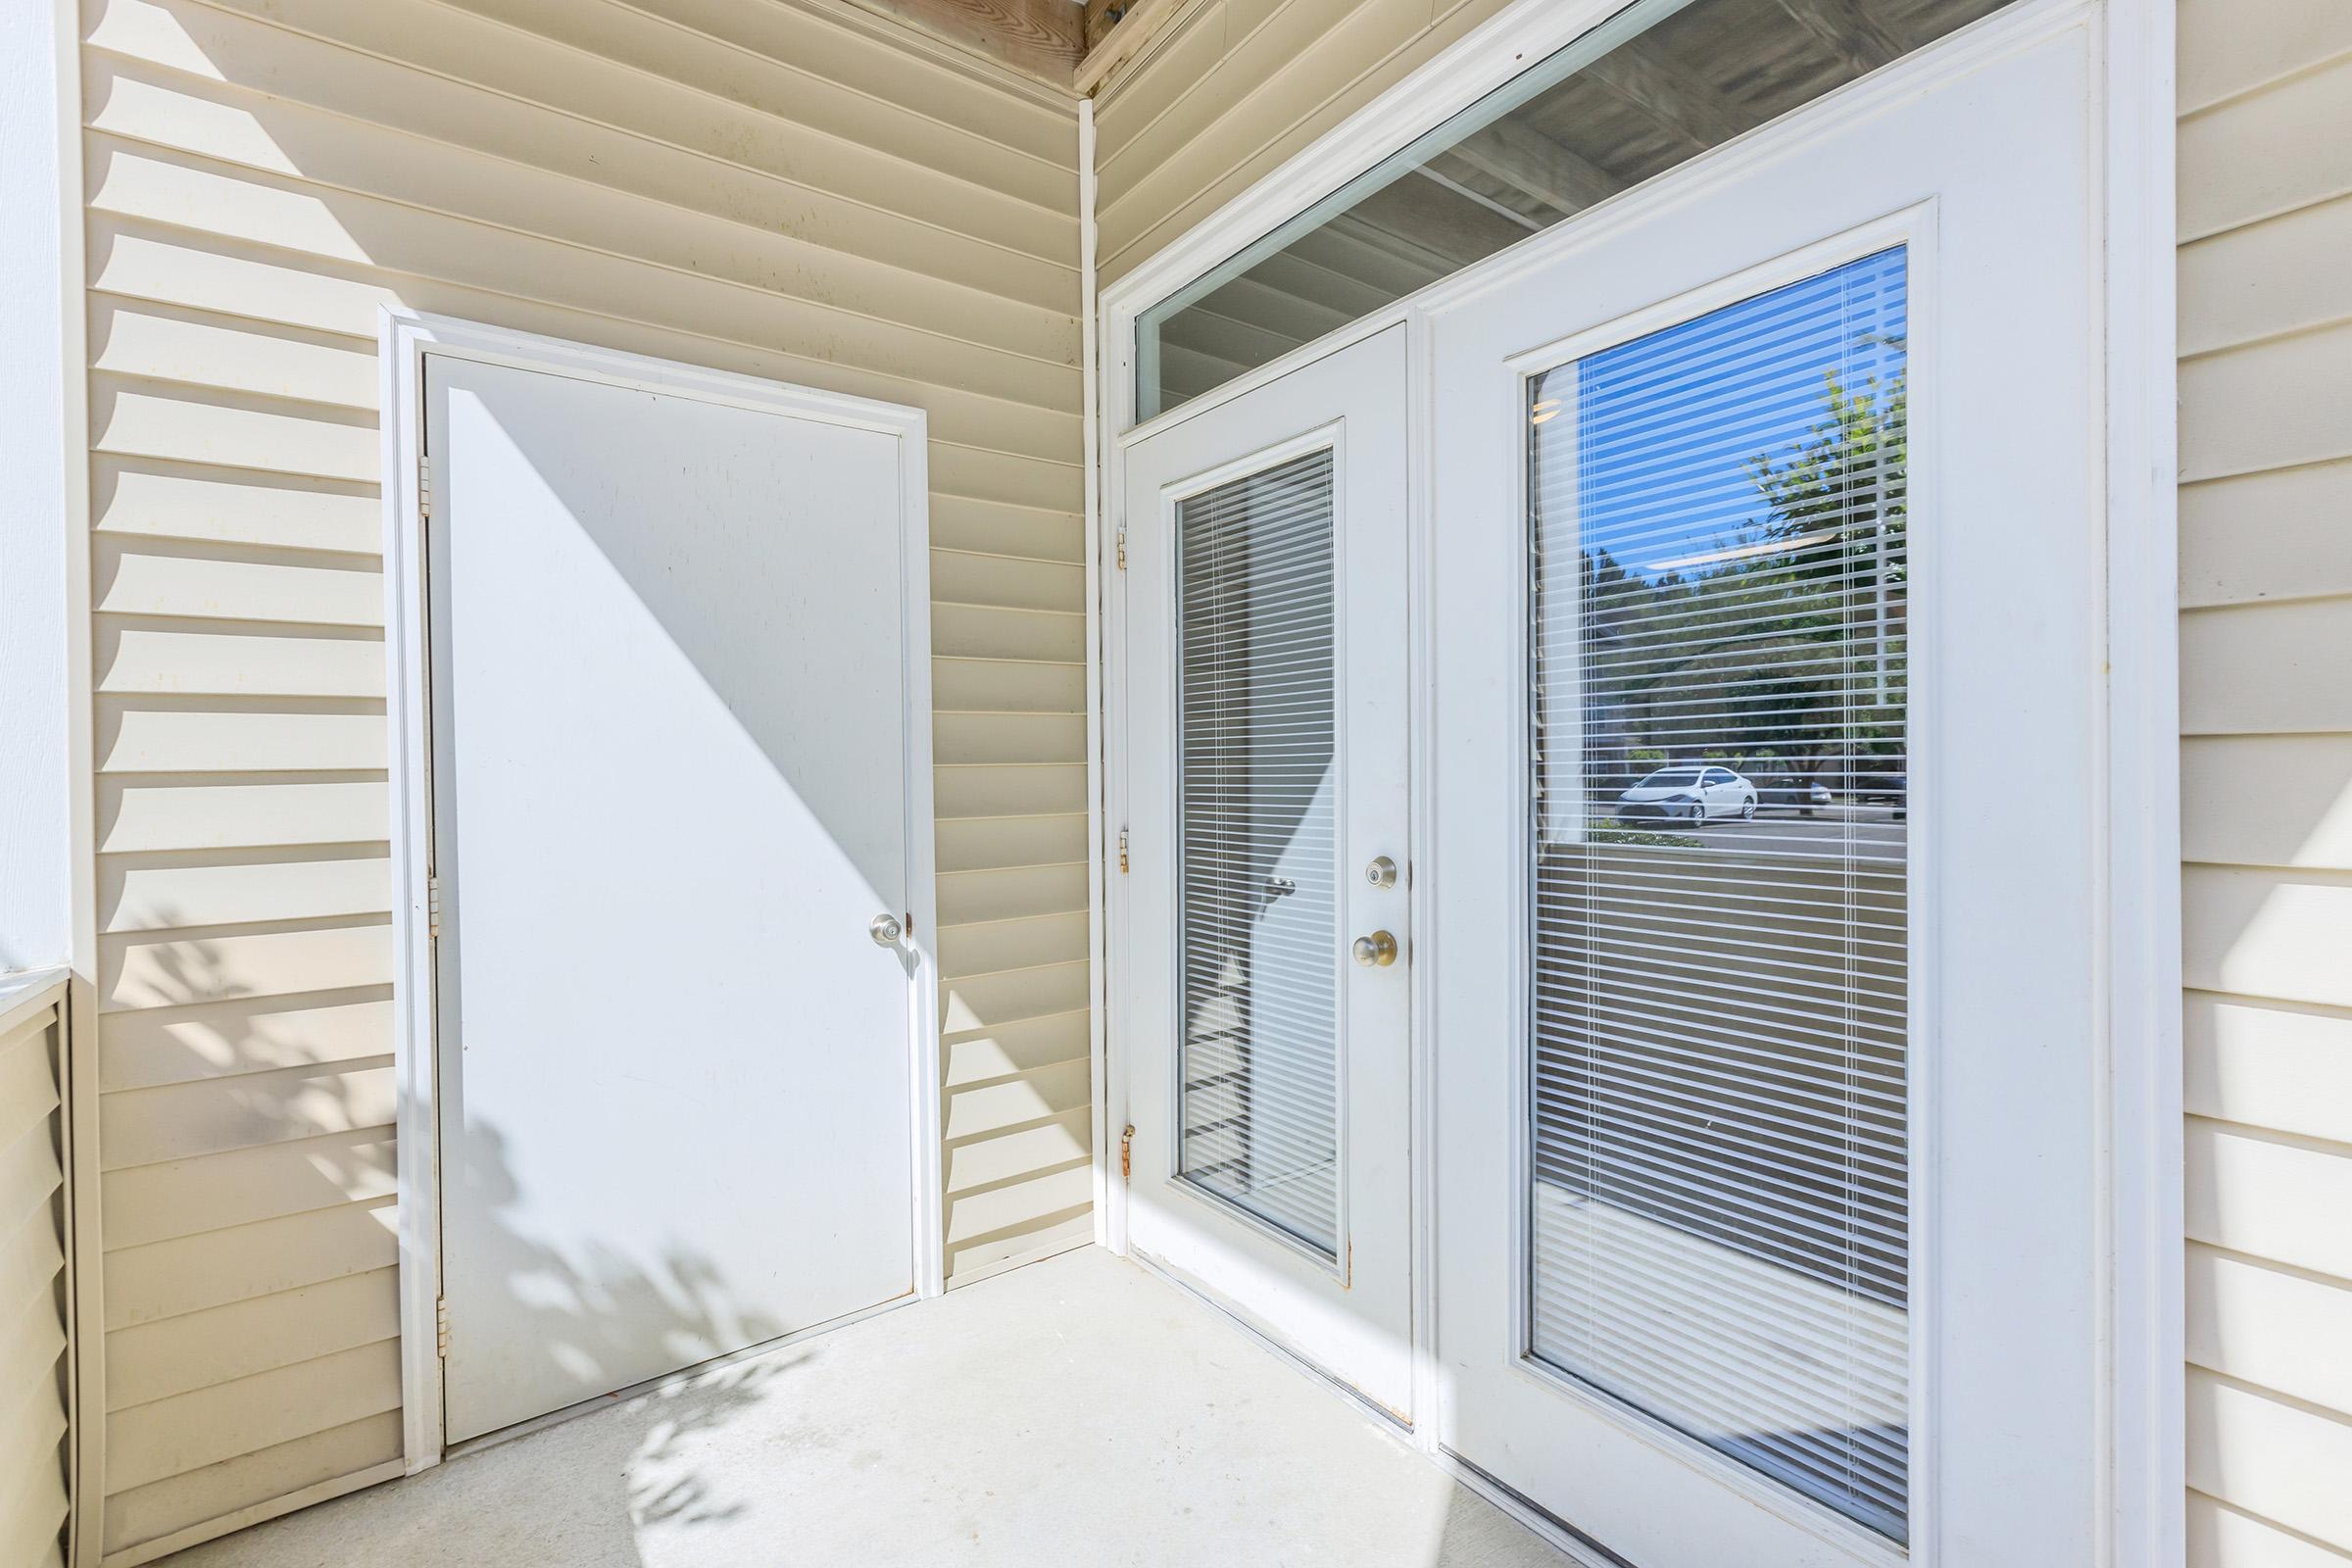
[1134,0,2012,422]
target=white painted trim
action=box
[899,394,947,1308]
[1482,211,1931,1568]
[1138,419,1353,1285]
[0,968,70,1041]
[1098,98,1135,1259]
[379,308,943,1466]
[1402,299,1440,1445]
[1095,2,2181,1562]
[1125,410,1364,1286]
[38,0,105,1554]
[2097,2,2182,1563]
[1080,98,1112,1252]
[380,313,442,1475]
[0,0,72,977]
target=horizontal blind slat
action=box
[1527,247,1911,1542]
[1177,448,1343,1258]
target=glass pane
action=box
[1136,0,2010,422]
[1526,250,1910,1539]
[1178,449,1343,1256]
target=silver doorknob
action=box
[1351,930,1398,967]
[869,912,904,946]
[1364,856,1398,890]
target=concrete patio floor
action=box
[161,1247,1587,1567]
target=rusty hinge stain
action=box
[1119,1123,1135,1184]
[435,1296,451,1358]
[1117,827,1130,873]
[1115,529,1127,570]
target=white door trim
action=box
[2097,4,2183,1563]
[1093,1,2179,1560]
[1117,329,1417,1417]
[378,309,943,1471]
[15,3,106,1558]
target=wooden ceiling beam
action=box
[1446,117,1628,218]
[1082,0,1126,51]
[1075,0,1191,93]
[1587,38,1751,149]
[1769,0,1905,76]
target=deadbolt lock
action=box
[1364,856,1398,890]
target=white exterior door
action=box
[425,352,931,1443]
[1118,327,1414,1419]
[1428,20,2103,1567]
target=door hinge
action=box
[1119,1123,1135,1184]
[426,876,443,941]
[435,1296,451,1358]
[416,455,432,521]
[1116,827,1130,874]
[1115,529,1127,570]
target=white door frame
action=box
[379,309,943,1470]
[1092,0,2180,1560]
[1118,328,1419,1421]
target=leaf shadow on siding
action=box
[118,926,797,1563]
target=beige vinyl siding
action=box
[2178,0,2352,1562]
[1091,0,1517,288]
[0,984,73,1568]
[72,0,1086,1556]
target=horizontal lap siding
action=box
[73,0,1085,1556]
[0,999,73,1568]
[1091,0,1517,289]
[2177,2,2352,1561]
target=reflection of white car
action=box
[1616,765,1758,825]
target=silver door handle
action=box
[1351,931,1398,967]
[869,912,904,946]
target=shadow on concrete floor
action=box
[161,1248,1586,1568]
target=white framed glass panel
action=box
[1134,0,2013,423]
[1525,248,1911,1540]
[1177,449,1344,1257]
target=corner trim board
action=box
[2095,1,2184,1562]
[1081,97,1115,1250]
[94,1459,408,1568]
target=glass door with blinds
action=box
[1117,326,1414,1419]
[1428,21,2103,1568]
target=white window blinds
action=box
[1526,249,1911,1541]
[1178,450,1343,1256]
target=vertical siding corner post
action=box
[2101,1,2184,1562]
